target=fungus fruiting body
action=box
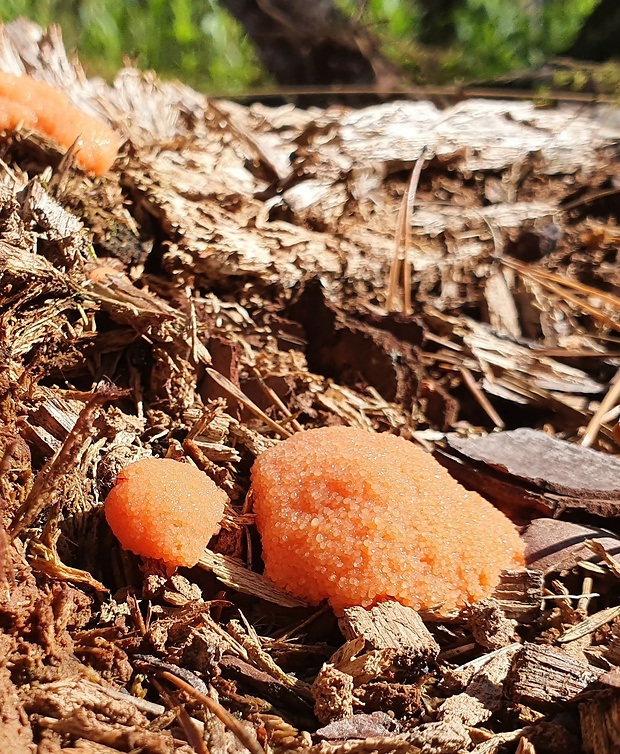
[104,457,227,568]
[0,72,121,175]
[251,427,524,614]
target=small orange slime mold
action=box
[105,458,227,568]
[251,427,524,614]
[0,72,121,175]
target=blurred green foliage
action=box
[0,0,601,92]
[1,0,263,90]
[452,0,600,79]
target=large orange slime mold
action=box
[251,427,524,614]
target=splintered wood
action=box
[332,602,439,684]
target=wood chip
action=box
[332,602,438,685]
[508,643,601,711]
[580,691,620,754]
[312,664,354,725]
[491,569,543,622]
[441,429,620,517]
[197,549,309,608]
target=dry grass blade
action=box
[581,367,620,448]
[198,549,309,608]
[386,154,425,314]
[29,541,108,593]
[229,615,313,701]
[206,368,292,439]
[584,540,620,580]
[459,366,505,429]
[160,671,265,754]
[557,605,620,643]
[249,366,304,432]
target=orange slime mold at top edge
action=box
[251,426,524,614]
[104,457,228,568]
[0,71,121,175]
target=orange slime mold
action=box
[0,72,121,175]
[251,427,524,614]
[105,458,227,568]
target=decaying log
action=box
[508,643,602,711]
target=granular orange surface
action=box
[0,72,121,175]
[105,458,227,568]
[251,427,524,614]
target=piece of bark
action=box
[333,602,439,685]
[491,569,543,623]
[440,429,620,518]
[219,655,313,716]
[409,720,470,754]
[198,550,308,608]
[287,282,423,405]
[580,690,620,754]
[439,644,518,727]
[604,622,620,665]
[522,519,620,573]
[355,682,422,718]
[316,712,397,741]
[466,598,518,650]
[521,720,581,754]
[508,643,601,711]
[312,665,354,725]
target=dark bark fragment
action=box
[438,429,620,518]
[580,690,620,754]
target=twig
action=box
[151,677,208,754]
[459,366,505,429]
[160,671,265,754]
[557,605,620,643]
[206,368,292,439]
[581,367,620,448]
[249,366,303,433]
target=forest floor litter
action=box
[3,17,620,754]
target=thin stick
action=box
[386,155,426,314]
[160,671,265,754]
[206,368,292,439]
[581,367,620,448]
[386,194,407,312]
[249,366,303,432]
[459,366,505,429]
